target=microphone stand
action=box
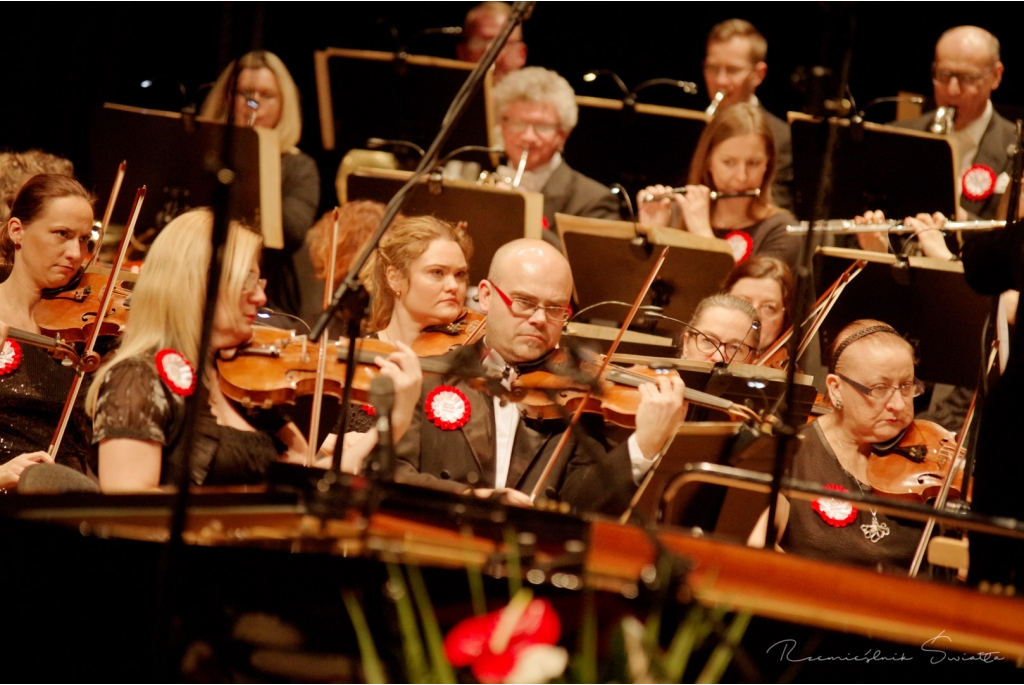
[764,8,857,549]
[309,1,535,479]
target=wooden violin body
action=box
[36,270,133,344]
[410,309,486,356]
[866,419,965,502]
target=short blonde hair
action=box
[493,66,578,131]
[707,19,768,64]
[200,51,303,154]
[87,209,262,414]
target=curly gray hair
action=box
[492,66,578,131]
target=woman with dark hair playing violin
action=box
[750,320,944,572]
[86,208,423,491]
[0,174,95,488]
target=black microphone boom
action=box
[368,375,396,481]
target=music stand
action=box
[90,103,282,248]
[314,48,493,167]
[556,214,735,331]
[627,422,802,544]
[789,112,958,222]
[814,246,989,388]
[561,96,708,201]
[344,168,543,285]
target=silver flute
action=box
[786,219,1006,235]
[640,187,761,203]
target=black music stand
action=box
[345,168,543,285]
[89,103,282,248]
[562,97,708,201]
[814,247,989,388]
[556,214,735,334]
[789,113,958,222]
[314,48,492,166]
[627,422,802,544]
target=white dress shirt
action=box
[952,100,993,178]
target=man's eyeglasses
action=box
[691,330,755,362]
[502,118,561,136]
[931,64,996,87]
[836,373,925,401]
[489,281,571,322]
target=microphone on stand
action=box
[368,375,396,481]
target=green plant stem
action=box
[342,590,386,684]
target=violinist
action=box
[201,50,320,318]
[637,102,800,270]
[0,174,95,485]
[722,256,793,353]
[750,320,928,572]
[86,209,422,491]
[681,293,761,364]
[394,238,686,514]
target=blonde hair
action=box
[86,209,262,414]
[365,216,473,332]
[707,19,768,63]
[200,51,303,153]
[688,102,777,222]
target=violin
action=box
[217,326,455,409]
[4,327,101,373]
[35,269,134,344]
[865,419,965,503]
[508,350,759,428]
[411,309,486,357]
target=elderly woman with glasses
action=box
[681,293,761,364]
[749,319,932,571]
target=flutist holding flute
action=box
[636,103,801,269]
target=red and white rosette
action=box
[0,339,22,376]
[962,164,997,202]
[723,230,754,263]
[812,483,858,527]
[425,385,471,430]
[155,348,196,396]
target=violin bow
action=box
[529,245,671,504]
[48,187,145,459]
[306,207,340,466]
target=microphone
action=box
[366,137,426,159]
[256,307,311,334]
[367,375,396,481]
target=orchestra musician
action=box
[455,1,527,84]
[895,26,1012,222]
[702,19,793,210]
[749,320,927,572]
[0,174,95,487]
[722,255,793,352]
[681,293,760,364]
[200,50,321,319]
[492,67,620,236]
[638,102,801,269]
[394,238,686,514]
[86,209,422,490]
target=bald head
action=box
[481,239,573,362]
[936,26,1000,64]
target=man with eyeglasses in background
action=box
[491,67,620,238]
[896,25,1012,221]
[395,239,687,515]
[703,19,794,211]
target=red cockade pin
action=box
[812,483,858,527]
[0,339,22,376]
[155,348,196,396]
[425,385,471,430]
[962,164,997,202]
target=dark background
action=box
[3,2,1022,210]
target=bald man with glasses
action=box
[897,26,1014,221]
[394,239,686,515]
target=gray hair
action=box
[493,66,578,131]
[689,292,761,350]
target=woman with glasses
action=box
[681,293,761,364]
[201,51,320,319]
[722,256,793,352]
[750,319,932,571]
[637,103,800,270]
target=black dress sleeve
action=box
[92,358,176,444]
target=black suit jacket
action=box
[394,344,638,515]
[540,160,620,230]
[896,108,1016,220]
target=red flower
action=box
[444,593,563,683]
